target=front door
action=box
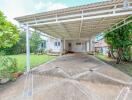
[68,43,72,52]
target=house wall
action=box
[65,40,87,52]
[42,35,94,53]
[46,38,61,53]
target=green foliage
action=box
[30,32,42,53]
[0,11,19,48]
[1,31,26,54]
[104,21,132,63]
[0,31,42,54]
[0,56,17,80]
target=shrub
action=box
[0,56,17,80]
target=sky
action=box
[0,0,108,25]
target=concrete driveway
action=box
[0,54,132,100]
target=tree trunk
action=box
[110,50,116,59]
[109,46,116,59]
[116,48,123,64]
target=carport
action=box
[15,0,132,72]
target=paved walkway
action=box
[0,54,132,100]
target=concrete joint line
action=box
[58,68,72,78]
[71,81,91,98]
[49,63,72,78]
[91,66,103,71]
[72,66,103,79]
[37,67,57,74]
[123,87,130,100]
[115,87,128,100]
[71,80,100,100]
[94,71,132,85]
[72,71,90,79]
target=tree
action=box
[30,32,42,53]
[1,31,42,54]
[0,11,19,48]
[104,21,132,64]
[1,31,26,54]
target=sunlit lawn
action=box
[8,54,57,72]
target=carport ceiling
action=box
[15,0,132,39]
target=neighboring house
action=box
[95,34,109,55]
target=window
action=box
[41,43,44,47]
[58,42,60,46]
[54,42,60,46]
[41,40,46,48]
[76,42,81,45]
[55,42,58,46]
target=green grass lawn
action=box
[95,54,132,77]
[8,54,57,72]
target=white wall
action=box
[65,40,87,52]
[46,38,61,52]
[44,36,93,53]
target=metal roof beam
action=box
[21,2,132,26]
[79,10,83,38]
[15,1,129,22]
[38,26,62,38]
[56,23,72,38]
[29,11,132,27]
[106,16,132,33]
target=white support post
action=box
[26,24,30,73]
[89,37,95,52]
[86,41,90,52]
[63,39,66,54]
[89,39,92,52]
[60,40,63,56]
[63,39,65,50]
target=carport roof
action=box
[15,0,132,40]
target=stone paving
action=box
[0,53,132,100]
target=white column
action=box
[89,36,96,52]
[63,39,65,50]
[86,41,89,52]
[26,24,30,72]
[60,40,63,56]
[89,39,92,52]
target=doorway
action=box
[68,43,73,53]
